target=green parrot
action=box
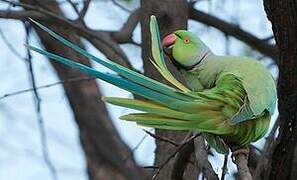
[26,16,276,154]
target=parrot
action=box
[26,16,276,154]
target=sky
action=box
[0,0,277,180]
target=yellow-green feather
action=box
[150,16,190,92]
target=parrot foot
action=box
[231,147,249,163]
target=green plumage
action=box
[27,16,276,154]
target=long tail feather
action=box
[103,97,187,118]
[29,18,191,101]
[120,113,232,134]
[27,45,181,106]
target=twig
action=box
[123,133,148,163]
[66,0,81,16]
[80,0,91,19]
[0,0,128,60]
[151,133,201,179]
[111,9,140,43]
[0,28,24,60]
[0,77,95,101]
[111,0,132,13]
[143,129,179,147]
[24,22,58,180]
[0,1,139,69]
[66,0,88,27]
[221,153,229,180]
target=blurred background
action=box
[0,0,280,180]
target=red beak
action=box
[161,33,176,49]
[161,33,176,56]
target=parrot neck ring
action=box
[187,49,212,71]
[164,49,212,71]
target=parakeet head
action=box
[161,30,211,70]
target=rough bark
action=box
[21,0,144,180]
[140,0,198,179]
[264,0,297,180]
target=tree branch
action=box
[189,6,278,61]
[17,0,146,178]
[0,27,24,60]
[151,133,201,179]
[0,10,45,20]
[80,0,91,19]
[171,133,198,180]
[0,0,135,68]
[194,134,219,180]
[233,151,253,180]
[171,143,194,180]
[111,9,140,43]
[221,153,229,180]
[111,0,132,13]
[143,130,179,147]
[254,118,280,180]
[24,23,58,180]
[0,77,95,101]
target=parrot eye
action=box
[183,37,190,44]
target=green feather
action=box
[120,113,231,134]
[26,45,184,106]
[26,16,277,152]
[150,16,190,92]
[29,18,191,101]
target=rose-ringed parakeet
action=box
[26,16,276,154]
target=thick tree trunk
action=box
[21,1,144,179]
[264,0,297,180]
[140,0,198,179]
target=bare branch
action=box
[66,0,89,27]
[143,130,179,147]
[254,118,280,180]
[123,133,148,163]
[111,9,140,44]
[0,0,133,67]
[24,22,58,180]
[66,0,81,17]
[221,153,229,180]
[152,133,201,179]
[111,0,132,13]
[194,134,219,180]
[0,9,45,20]
[0,77,95,101]
[171,133,197,180]
[0,28,24,60]
[80,0,91,19]
[0,2,140,69]
[188,6,278,61]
